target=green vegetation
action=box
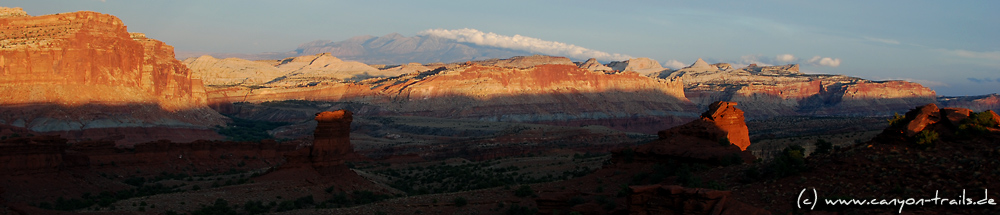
[514,185,535,197]
[376,161,593,195]
[505,204,538,215]
[887,113,906,127]
[915,130,939,146]
[957,111,998,138]
[453,197,468,207]
[316,190,393,209]
[766,144,808,178]
[215,115,290,142]
[190,198,237,215]
[813,139,833,155]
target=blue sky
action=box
[6,0,999,96]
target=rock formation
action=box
[182,55,287,86]
[685,58,714,70]
[203,60,696,134]
[576,58,613,72]
[185,53,411,87]
[379,62,435,76]
[635,101,755,163]
[880,103,999,140]
[628,185,769,215]
[939,93,1000,112]
[607,58,666,75]
[0,8,225,142]
[660,61,937,117]
[470,55,575,68]
[284,33,535,64]
[0,7,27,18]
[311,110,354,168]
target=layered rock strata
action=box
[201,62,696,133]
[660,60,937,117]
[0,8,224,142]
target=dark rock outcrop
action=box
[628,185,770,215]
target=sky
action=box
[6,0,1000,96]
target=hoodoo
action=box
[311,110,354,168]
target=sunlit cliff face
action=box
[0,10,208,112]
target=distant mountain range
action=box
[178,33,541,65]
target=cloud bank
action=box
[775,54,797,62]
[662,60,687,69]
[418,28,632,61]
[807,56,841,67]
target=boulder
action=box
[940,107,973,126]
[903,104,941,136]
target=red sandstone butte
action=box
[311,110,354,169]
[657,101,750,150]
[638,101,755,163]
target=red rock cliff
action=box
[0,9,223,135]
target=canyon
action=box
[3,6,1000,215]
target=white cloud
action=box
[942,49,1000,61]
[418,28,632,61]
[738,55,773,67]
[807,56,841,67]
[662,60,687,69]
[863,36,901,45]
[775,54,797,62]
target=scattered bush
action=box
[770,145,807,177]
[814,139,832,155]
[453,197,468,207]
[190,198,237,215]
[514,185,534,197]
[887,113,906,127]
[506,204,538,215]
[915,130,939,146]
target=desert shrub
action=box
[514,185,534,197]
[717,153,744,166]
[453,197,468,207]
[718,136,731,146]
[770,145,806,177]
[190,198,237,215]
[915,130,939,146]
[215,115,290,142]
[957,111,998,138]
[619,148,635,163]
[887,113,906,127]
[616,184,632,197]
[567,195,586,206]
[506,204,538,215]
[243,200,272,215]
[967,111,999,128]
[813,139,832,155]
